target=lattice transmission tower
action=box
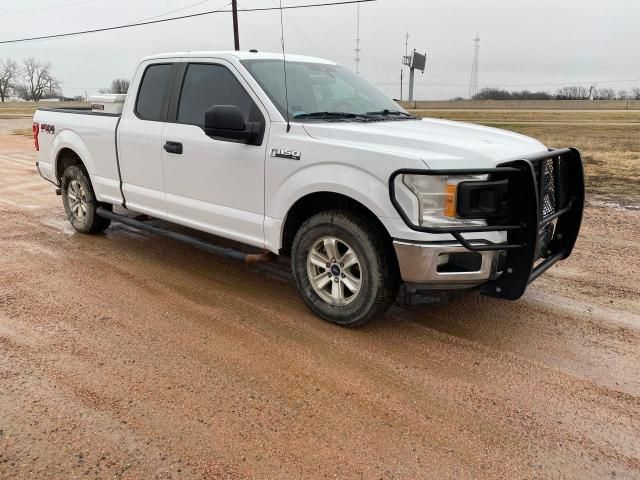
[469,33,480,98]
[354,3,361,73]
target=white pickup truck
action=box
[34,51,584,326]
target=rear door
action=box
[118,61,178,217]
[161,59,269,248]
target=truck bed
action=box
[34,107,123,206]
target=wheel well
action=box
[55,148,85,182]
[280,192,396,260]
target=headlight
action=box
[402,174,488,227]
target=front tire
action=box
[291,211,398,327]
[61,165,111,234]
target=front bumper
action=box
[393,240,500,287]
[389,148,585,299]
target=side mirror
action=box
[204,105,262,144]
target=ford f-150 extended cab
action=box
[33,51,584,326]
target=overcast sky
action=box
[1,0,638,100]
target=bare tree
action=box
[110,78,130,94]
[617,89,629,100]
[13,84,30,101]
[593,88,616,100]
[0,59,19,102]
[98,78,130,95]
[19,58,60,102]
[631,87,640,100]
[555,85,590,100]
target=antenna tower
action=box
[354,3,361,73]
[469,33,480,98]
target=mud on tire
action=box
[61,165,111,234]
[291,210,399,327]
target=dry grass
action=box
[0,101,88,119]
[12,128,33,137]
[412,109,640,206]
[413,109,640,124]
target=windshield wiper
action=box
[293,111,370,120]
[293,110,415,122]
[365,109,416,119]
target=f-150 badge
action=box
[271,148,301,160]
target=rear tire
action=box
[61,165,111,234]
[291,210,398,327]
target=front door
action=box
[161,61,268,248]
[119,61,176,218]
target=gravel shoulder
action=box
[0,134,639,479]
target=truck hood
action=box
[302,117,548,168]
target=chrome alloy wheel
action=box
[306,236,362,306]
[67,179,88,221]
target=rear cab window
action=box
[135,63,175,121]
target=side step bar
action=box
[95,207,275,264]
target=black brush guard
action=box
[389,148,585,300]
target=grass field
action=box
[413,109,640,206]
[2,102,637,206]
[0,101,87,119]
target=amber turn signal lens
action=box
[444,183,457,217]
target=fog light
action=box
[437,252,483,273]
[437,254,450,266]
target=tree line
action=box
[471,86,640,101]
[0,58,62,102]
[0,56,131,102]
[98,78,130,95]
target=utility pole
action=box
[401,33,426,102]
[400,69,403,101]
[231,0,240,51]
[408,50,415,101]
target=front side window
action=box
[135,63,174,121]
[241,60,403,120]
[177,63,260,126]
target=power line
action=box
[0,0,102,17]
[140,0,218,22]
[265,0,319,49]
[0,0,376,45]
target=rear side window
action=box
[177,63,260,126]
[135,63,174,121]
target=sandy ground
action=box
[1,130,639,479]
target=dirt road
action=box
[1,131,639,479]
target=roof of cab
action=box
[141,51,337,65]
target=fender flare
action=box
[271,162,396,222]
[51,129,94,181]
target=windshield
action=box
[241,59,407,121]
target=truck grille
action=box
[534,157,570,219]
